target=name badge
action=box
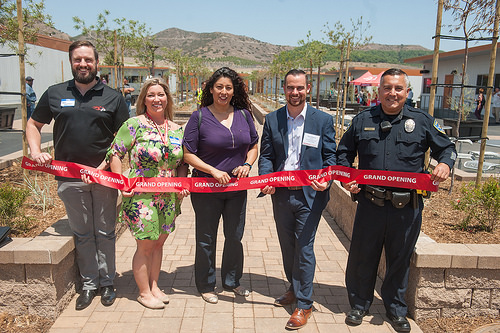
[60,99,75,107]
[169,136,181,145]
[302,133,320,148]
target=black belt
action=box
[360,185,417,209]
[287,186,302,191]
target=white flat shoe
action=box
[137,296,164,309]
[201,292,218,304]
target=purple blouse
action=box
[183,107,259,178]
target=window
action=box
[423,77,433,93]
[476,74,500,92]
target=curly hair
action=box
[201,67,252,112]
[135,78,174,121]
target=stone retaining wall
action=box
[326,181,500,320]
[0,219,77,319]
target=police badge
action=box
[404,119,415,133]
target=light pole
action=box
[150,45,159,77]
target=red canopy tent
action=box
[350,71,383,86]
[350,71,373,85]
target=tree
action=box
[443,0,496,135]
[163,48,184,102]
[270,50,301,107]
[0,0,52,54]
[0,0,52,158]
[324,17,372,135]
[298,31,327,105]
[73,10,153,88]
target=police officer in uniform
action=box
[337,68,456,332]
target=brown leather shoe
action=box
[285,307,313,330]
[274,290,296,307]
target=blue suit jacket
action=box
[258,104,337,208]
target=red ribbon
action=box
[21,157,439,193]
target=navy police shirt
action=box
[337,104,456,173]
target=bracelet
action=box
[243,162,252,169]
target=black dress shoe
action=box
[386,312,411,332]
[345,308,368,326]
[100,285,116,306]
[76,289,97,310]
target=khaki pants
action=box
[493,107,500,123]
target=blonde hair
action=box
[135,78,174,120]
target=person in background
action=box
[337,68,456,332]
[122,78,135,116]
[25,76,36,119]
[492,87,500,124]
[106,78,189,309]
[183,67,258,304]
[195,81,206,110]
[474,88,485,120]
[406,88,413,106]
[26,40,129,310]
[258,69,336,330]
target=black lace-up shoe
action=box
[100,285,116,306]
[386,312,411,332]
[76,289,97,310]
[345,308,368,326]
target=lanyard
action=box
[146,113,169,160]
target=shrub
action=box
[453,177,500,232]
[23,173,55,214]
[0,183,33,234]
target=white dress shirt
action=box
[284,104,307,171]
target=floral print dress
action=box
[107,117,184,240]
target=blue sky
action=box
[44,0,489,52]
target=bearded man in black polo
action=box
[26,40,129,310]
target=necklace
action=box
[145,113,169,160]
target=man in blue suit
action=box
[259,69,337,330]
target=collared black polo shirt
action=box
[32,79,129,179]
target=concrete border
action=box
[326,181,500,320]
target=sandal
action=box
[137,296,165,309]
[201,292,218,304]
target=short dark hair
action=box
[69,40,99,62]
[380,68,409,86]
[201,67,252,111]
[284,69,308,86]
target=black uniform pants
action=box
[345,192,423,317]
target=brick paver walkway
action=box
[48,122,423,333]
[48,187,423,332]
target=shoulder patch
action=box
[433,120,446,135]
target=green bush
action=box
[0,183,33,234]
[453,177,500,232]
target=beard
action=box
[72,66,98,84]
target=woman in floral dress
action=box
[107,78,189,309]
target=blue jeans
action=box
[126,100,132,116]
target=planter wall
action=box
[443,118,483,138]
[326,181,500,320]
[0,219,77,319]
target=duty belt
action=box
[360,185,417,209]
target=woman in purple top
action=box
[183,67,258,304]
